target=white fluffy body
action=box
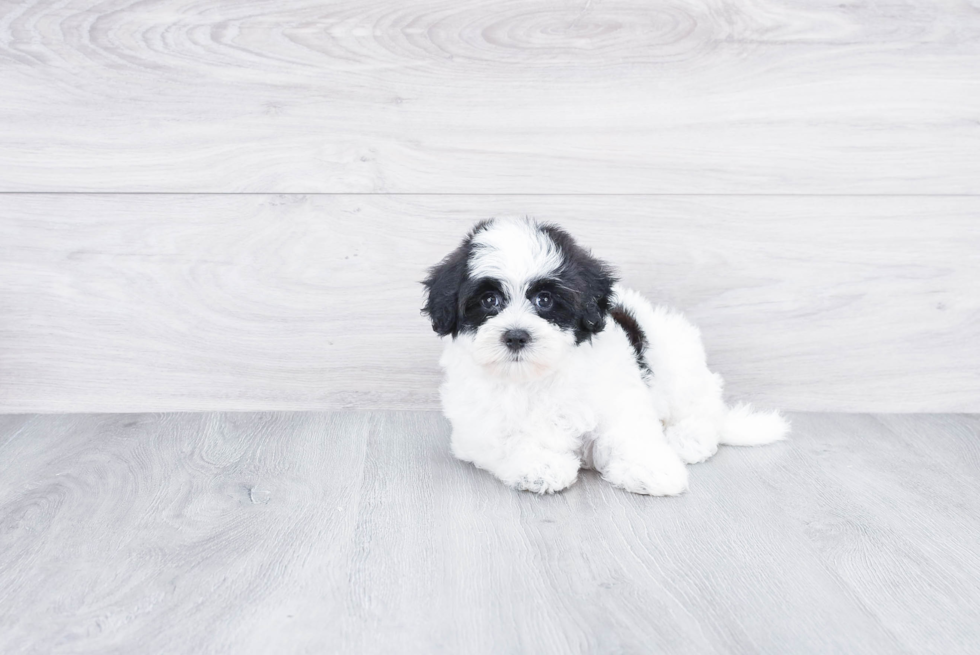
[427,218,789,496]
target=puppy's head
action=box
[422,218,616,379]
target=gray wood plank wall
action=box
[1,1,978,412]
[2,0,979,194]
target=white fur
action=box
[468,218,563,292]
[436,219,789,496]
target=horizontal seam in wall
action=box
[1,192,980,197]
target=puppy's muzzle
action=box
[502,328,531,352]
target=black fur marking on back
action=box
[609,305,652,378]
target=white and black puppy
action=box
[422,218,788,496]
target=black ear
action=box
[421,241,471,337]
[422,220,493,337]
[575,253,616,341]
[539,224,616,343]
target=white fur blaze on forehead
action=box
[468,219,563,290]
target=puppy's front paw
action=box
[601,449,689,496]
[664,419,719,464]
[509,452,580,495]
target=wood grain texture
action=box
[2,193,978,413]
[771,414,980,654]
[1,411,978,654]
[1,0,978,193]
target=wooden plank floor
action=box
[1,411,978,654]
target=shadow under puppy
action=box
[422,218,788,495]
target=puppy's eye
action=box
[480,291,501,311]
[533,291,553,311]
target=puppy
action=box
[422,218,788,495]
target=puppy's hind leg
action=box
[641,305,726,464]
[611,290,723,464]
[663,408,723,465]
[625,298,788,458]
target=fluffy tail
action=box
[719,403,790,446]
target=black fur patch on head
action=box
[459,277,508,332]
[423,219,617,344]
[538,224,617,343]
[609,305,652,377]
[421,220,492,337]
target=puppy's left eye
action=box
[533,291,553,311]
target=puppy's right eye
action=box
[480,291,501,311]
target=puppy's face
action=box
[422,219,615,380]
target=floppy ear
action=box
[539,224,616,342]
[576,252,616,340]
[421,243,470,337]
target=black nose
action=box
[502,329,531,352]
